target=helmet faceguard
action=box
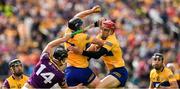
[9,59,22,68]
[152,53,164,61]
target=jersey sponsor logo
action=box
[112,72,121,78]
[105,41,113,47]
[88,73,95,83]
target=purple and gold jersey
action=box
[2,75,28,89]
[28,53,65,88]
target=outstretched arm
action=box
[42,37,69,54]
[42,28,85,54]
[74,5,101,19]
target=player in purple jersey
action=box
[22,36,83,88]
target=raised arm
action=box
[42,27,86,54]
[74,5,101,19]
[42,37,69,54]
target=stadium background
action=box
[0,0,179,88]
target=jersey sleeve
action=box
[149,70,153,81]
[102,35,114,51]
[40,52,50,61]
[167,69,177,82]
[2,79,10,88]
[103,41,113,51]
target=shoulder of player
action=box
[2,79,10,88]
[6,75,13,81]
[23,74,29,79]
[149,69,156,78]
[108,33,116,38]
[3,78,9,83]
[40,52,50,59]
[75,33,90,40]
[163,67,172,73]
[77,33,87,36]
[105,37,117,46]
[150,69,156,74]
[163,67,174,75]
[107,34,118,42]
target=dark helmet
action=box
[152,53,164,61]
[53,46,67,61]
[9,59,22,68]
[68,17,83,31]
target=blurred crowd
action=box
[0,0,179,88]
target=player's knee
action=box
[96,83,107,88]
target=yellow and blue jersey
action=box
[2,75,28,89]
[92,33,128,87]
[150,67,177,87]
[97,33,125,70]
[64,28,92,68]
[64,28,96,86]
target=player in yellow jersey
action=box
[64,5,101,87]
[68,19,128,88]
[2,59,29,89]
[149,53,178,89]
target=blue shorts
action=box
[108,67,128,87]
[65,66,96,86]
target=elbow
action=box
[47,41,57,48]
[47,44,53,49]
